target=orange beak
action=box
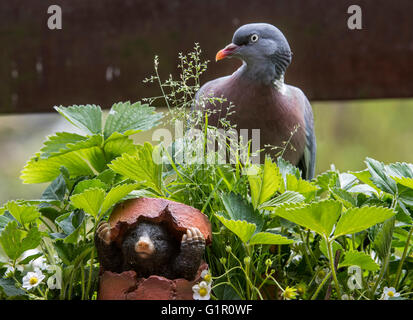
[215,43,240,61]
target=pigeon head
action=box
[216,23,292,85]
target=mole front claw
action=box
[96,221,112,245]
[181,227,205,250]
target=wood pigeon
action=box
[193,23,316,179]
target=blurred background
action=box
[1,0,413,202]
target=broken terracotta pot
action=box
[97,197,212,300]
[98,262,209,300]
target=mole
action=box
[94,220,206,281]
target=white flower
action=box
[22,269,45,290]
[381,287,400,300]
[47,265,62,290]
[200,270,212,284]
[4,263,24,277]
[192,281,211,300]
[3,249,44,276]
[291,254,302,264]
[31,256,48,271]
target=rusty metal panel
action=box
[1,0,413,114]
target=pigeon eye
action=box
[250,34,259,43]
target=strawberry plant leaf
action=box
[285,174,318,196]
[103,132,138,161]
[54,210,85,244]
[5,201,40,227]
[0,278,26,297]
[249,232,294,245]
[103,101,163,139]
[0,221,41,260]
[349,169,381,194]
[215,214,256,243]
[365,157,397,195]
[259,191,305,210]
[100,183,139,216]
[70,188,105,218]
[72,179,108,195]
[333,206,396,239]
[39,132,88,158]
[248,156,282,209]
[54,104,102,135]
[273,200,342,237]
[319,239,343,258]
[392,176,413,190]
[21,145,106,184]
[221,192,264,232]
[339,250,379,271]
[41,174,66,201]
[108,142,163,194]
[372,216,396,260]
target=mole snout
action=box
[135,235,155,257]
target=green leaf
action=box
[273,200,342,237]
[19,252,43,265]
[249,232,294,245]
[55,104,102,135]
[39,132,88,158]
[21,226,42,254]
[54,210,85,243]
[0,221,24,260]
[0,212,14,232]
[39,133,104,162]
[0,278,26,297]
[108,142,163,194]
[387,162,413,179]
[20,144,106,184]
[259,191,305,210]
[392,176,413,190]
[333,206,396,239]
[314,171,339,194]
[277,157,301,181]
[103,101,163,139]
[5,201,40,227]
[319,239,343,258]
[41,174,66,201]
[285,174,318,195]
[372,217,395,260]
[339,250,379,271]
[70,188,105,218]
[0,221,41,260]
[96,169,117,186]
[221,192,264,232]
[331,187,357,208]
[100,183,139,215]
[103,132,138,161]
[339,173,359,190]
[349,170,381,194]
[248,156,282,209]
[72,179,108,195]
[365,157,397,195]
[215,214,256,243]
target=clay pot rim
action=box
[108,197,212,246]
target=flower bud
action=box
[225,246,232,253]
[244,257,251,265]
